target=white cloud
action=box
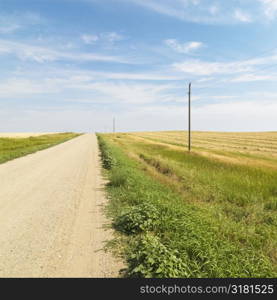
[0,39,128,63]
[81,32,124,45]
[209,5,219,15]
[259,0,277,18]
[192,99,277,131]
[0,78,59,98]
[0,108,113,133]
[86,0,277,23]
[0,68,182,105]
[1,67,277,132]
[86,71,184,80]
[0,24,21,34]
[70,81,177,104]
[0,12,43,34]
[102,32,124,42]
[173,60,247,76]
[233,9,252,23]
[0,40,57,62]
[172,54,277,76]
[81,34,99,44]
[2,98,276,132]
[230,73,277,82]
[165,39,204,54]
[127,0,202,22]
[196,77,215,83]
[118,0,259,24]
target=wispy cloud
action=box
[0,12,43,34]
[209,5,220,15]
[165,39,204,54]
[0,24,21,34]
[0,66,183,104]
[0,78,59,98]
[172,54,277,76]
[0,39,129,63]
[118,0,260,24]
[233,9,252,23]
[85,71,184,81]
[69,81,178,104]
[230,73,277,82]
[259,0,277,19]
[1,0,276,132]
[102,32,124,42]
[81,31,124,45]
[192,99,277,131]
[126,0,203,22]
[173,60,248,76]
[81,34,99,44]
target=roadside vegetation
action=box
[97,131,277,278]
[0,132,81,164]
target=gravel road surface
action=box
[0,134,121,277]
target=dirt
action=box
[0,134,123,277]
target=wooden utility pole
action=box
[188,83,191,152]
[113,117,115,133]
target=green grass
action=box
[134,143,277,207]
[97,133,277,278]
[0,132,81,164]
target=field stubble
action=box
[98,131,277,278]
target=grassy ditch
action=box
[0,132,81,164]
[97,134,277,278]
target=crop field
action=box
[0,132,81,164]
[98,131,277,277]
[0,133,57,138]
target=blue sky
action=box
[0,0,277,132]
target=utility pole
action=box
[188,83,191,152]
[113,117,115,133]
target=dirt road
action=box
[0,134,122,277]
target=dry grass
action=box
[0,132,58,138]
[98,132,277,277]
[130,131,277,169]
[132,131,277,155]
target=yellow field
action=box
[128,131,277,169]
[0,132,58,138]
[99,131,277,277]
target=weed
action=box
[109,170,128,187]
[114,203,159,234]
[97,135,116,169]
[126,234,189,278]
[264,198,277,211]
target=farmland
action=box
[0,132,81,164]
[97,131,277,278]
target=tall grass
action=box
[97,133,277,278]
